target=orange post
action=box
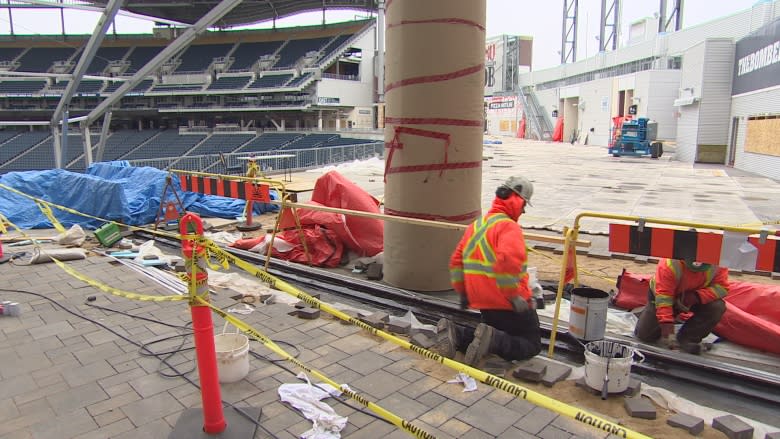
[180,213,226,434]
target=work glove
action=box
[678,291,701,311]
[459,294,469,310]
[509,296,529,314]
[660,323,677,350]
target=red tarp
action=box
[309,170,383,256]
[229,225,344,268]
[238,170,383,267]
[612,271,780,354]
[552,116,564,142]
[517,118,526,139]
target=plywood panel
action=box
[745,116,780,156]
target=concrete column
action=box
[318,110,323,131]
[336,111,341,132]
[280,119,285,131]
[383,0,486,291]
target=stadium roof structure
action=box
[85,0,379,27]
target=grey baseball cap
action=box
[503,176,533,206]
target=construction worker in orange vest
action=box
[635,258,729,354]
[434,176,542,366]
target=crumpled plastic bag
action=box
[447,372,478,392]
[55,224,86,246]
[278,373,348,439]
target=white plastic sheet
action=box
[278,373,348,439]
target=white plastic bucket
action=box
[569,288,609,341]
[583,340,644,393]
[215,324,250,384]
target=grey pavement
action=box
[0,254,611,439]
[302,138,780,237]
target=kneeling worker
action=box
[435,176,542,365]
[635,258,729,354]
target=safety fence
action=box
[547,211,780,357]
[129,142,384,175]
[0,182,652,439]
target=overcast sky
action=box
[0,0,763,70]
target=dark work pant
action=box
[635,299,726,344]
[455,309,542,361]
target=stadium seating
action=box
[186,133,256,156]
[286,73,314,88]
[124,46,163,73]
[0,130,20,147]
[0,81,47,94]
[104,79,153,93]
[207,76,251,91]
[86,47,131,74]
[100,129,160,161]
[0,47,23,62]
[62,135,101,170]
[176,43,234,72]
[48,80,105,94]
[319,34,354,61]
[248,74,293,89]
[150,83,205,93]
[283,133,337,149]
[275,37,331,68]
[324,136,376,146]
[16,47,76,73]
[0,131,50,166]
[228,41,284,71]
[123,130,206,161]
[237,133,302,153]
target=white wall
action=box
[315,28,375,108]
[577,77,613,145]
[638,70,681,140]
[675,41,706,162]
[698,39,736,146]
[731,86,780,180]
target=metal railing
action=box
[127,142,383,175]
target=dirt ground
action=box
[526,241,780,292]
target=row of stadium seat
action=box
[0,33,354,76]
[0,130,379,173]
[0,72,315,96]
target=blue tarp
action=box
[0,163,278,230]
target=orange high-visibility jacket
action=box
[449,195,531,311]
[651,258,729,323]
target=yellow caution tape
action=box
[198,297,437,439]
[1,215,188,303]
[202,240,650,439]
[1,185,647,438]
[0,183,182,241]
[35,201,66,233]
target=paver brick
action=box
[512,358,548,383]
[712,415,754,439]
[516,406,558,435]
[623,396,657,420]
[419,399,468,427]
[386,319,411,334]
[456,398,524,436]
[542,362,573,387]
[624,377,642,396]
[340,350,393,375]
[666,412,705,435]
[410,333,434,349]
[296,307,321,319]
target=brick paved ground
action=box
[0,254,611,439]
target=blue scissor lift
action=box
[609,117,664,158]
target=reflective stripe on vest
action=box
[462,213,513,278]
